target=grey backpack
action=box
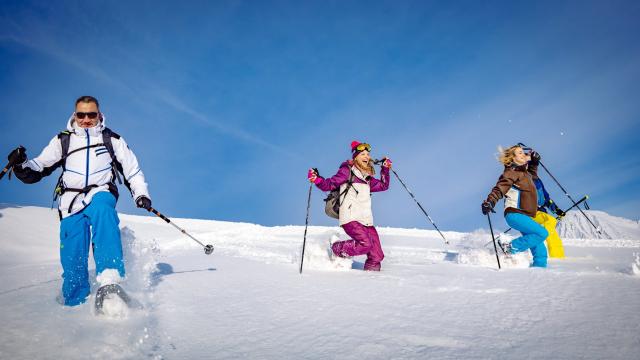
[323,171,356,219]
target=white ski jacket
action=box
[18,116,150,218]
[338,166,375,226]
[315,161,391,227]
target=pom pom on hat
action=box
[350,140,371,158]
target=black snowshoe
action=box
[95,284,131,314]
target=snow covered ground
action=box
[1,204,639,359]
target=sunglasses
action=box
[75,112,99,120]
[355,143,372,152]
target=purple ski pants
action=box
[331,221,384,271]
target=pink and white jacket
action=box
[315,161,390,226]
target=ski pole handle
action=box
[149,207,171,223]
[149,208,171,224]
[372,158,388,165]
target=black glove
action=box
[555,208,566,217]
[529,150,541,163]
[136,196,152,211]
[481,201,495,215]
[7,146,27,166]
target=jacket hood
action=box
[66,113,106,137]
[340,160,372,182]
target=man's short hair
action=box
[75,95,100,108]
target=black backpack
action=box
[53,128,131,218]
[323,170,357,219]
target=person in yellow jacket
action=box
[529,152,566,258]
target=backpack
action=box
[323,170,357,219]
[52,128,131,218]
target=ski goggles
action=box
[354,143,372,152]
[516,142,532,152]
[75,112,99,119]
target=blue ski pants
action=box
[505,212,549,268]
[59,192,124,306]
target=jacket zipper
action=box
[85,129,90,188]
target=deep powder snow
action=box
[1,205,639,359]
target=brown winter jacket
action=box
[485,161,539,218]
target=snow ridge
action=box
[557,210,640,239]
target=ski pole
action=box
[484,195,589,248]
[147,207,214,255]
[518,143,601,234]
[299,184,313,274]
[374,159,448,244]
[555,195,588,220]
[0,162,10,181]
[486,213,501,270]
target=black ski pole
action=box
[555,195,588,220]
[518,143,601,234]
[375,159,448,244]
[0,162,10,181]
[486,213,501,270]
[299,184,313,274]
[148,207,214,255]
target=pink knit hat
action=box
[350,140,371,158]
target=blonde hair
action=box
[366,162,376,176]
[497,145,521,166]
[352,157,376,176]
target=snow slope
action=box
[557,209,640,240]
[1,204,639,359]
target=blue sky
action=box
[1,0,639,232]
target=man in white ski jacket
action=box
[8,95,151,306]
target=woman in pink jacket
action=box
[308,141,392,271]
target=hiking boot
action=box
[331,242,350,259]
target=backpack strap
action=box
[57,131,71,170]
[102,127,132,195]
[57,130,105,168]
[338,169,357,206]
[52,131,72,219]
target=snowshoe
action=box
[95,284,131,315]
[327,239,335,261]
[497,238,513,257]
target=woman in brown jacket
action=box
[481,145,549,267]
